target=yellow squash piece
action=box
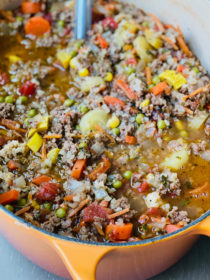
[133,36,153,63]
[27,132,43,153]
[81,77,105,92]
[161,149,189,171]
[47,148,60,164]
[188,111,208,130]
[159,70,187,90]
[7,55,21,63]
[57,51,72,69]
[28,128,37,138]
[37,116,50,132]
[145,29,163,49]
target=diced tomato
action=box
[0,72,8,86]
[126,57,137,65]
[176,64,187,73]
[8,160,19,171]
[36,182,61,201]
[19,81,36,96]
[166,224,182,234]
[83,203,108,222]
[138,214,149,224]
[102,17,118,29]
[146,207,162,216]
[138,181,149,193]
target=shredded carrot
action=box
[41,138,47,160]
[148,13,165,32]
[183,83,210,101]
[150,81,168,96]
[189,182,208,196]
[99,200,109,208]
[21,2,41,14]
[89,157,111,181]
[68,199,89,218]
[15,206,31,216]
[94,124,116,143]
[96,34,109,49]
[176,25,183,37]
[43,134,62,139]
[0,190,19,205]
[71,159,86,180]
[64,195,74,202]
[108,207,130,219]
[164,23,177,31]
[116,79,138,100]
[125,135,137,145]
[145,66,152,86]
[0,10,15,22]
[25,16,51,36]
[104,96,126,108]
[27,192,33,202]
[0,119,26,133]
[32,175,52,185]
[166,224,182,234]
[161,35,178,50]
[176,35,191,57]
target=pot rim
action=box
[0,205,209,247]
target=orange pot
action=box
[0,206,209,280]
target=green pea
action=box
[17,198,26,207]
[148,84,154,90]
[5,204,14,212]
[17,96,28,105]
[57,20,65,27]
[56,208,66,219]
[152,76,160,85]
[136,113,144,124]
[112,127,120,136]
[24,118,30,125]
[0,96,4,103]
[79,105,88,114]
[113,180,123,189]
[126,67,135,75]
[64,98,74,107]
[142,21,149,27]
[16,16,23,22]
[69,50,77,59]
[79,142,87,149]
[157,120,167,129]
[5,96,14,104]
[74,41,82,50]
[43,202,52,210]
[192,67,199,74]
[123,170,133,180]
[28,109,37,117]
[180,130,188,138]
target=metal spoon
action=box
[75,0,92,39]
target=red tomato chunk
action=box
[83,203,108,222]
[19,81,36,96]
[102,17,118,29]
[36,182,60,201]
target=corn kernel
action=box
[108,115,120,128]
[27,132,43,153]
[105,72,113,82]
[47,148,60,164]
[79,68,89,77]
[141,99,150,108]
[175,120,184,130]
[32,200,40,210]
[124,44,133,51]
[180,130,188,138]
[8,55,21,63]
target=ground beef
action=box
[0,103,15,119]
[167,206,190,226]
[190,141,207,155]
[41,213,61,232]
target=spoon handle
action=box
[75,0,92,39]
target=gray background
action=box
[0,234,210,280]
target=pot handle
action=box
[196,215,210,237]
[51,239,114,280]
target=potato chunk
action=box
[161,149,189,170]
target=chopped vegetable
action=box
[136,113,144,124]
[157,119,167,129]
[148,13,165,32]
[79,68,89,77]
[71,159,86,179]
[47,148,60,164]
[188,111,208,130]
[108,208,130,219]
[125,135,137,144]
[166,224,182,234]
[27,132,43,153]
[176,35,191,57]
[145,29,163,49]
[81,76,105,92]
[105,72,113,82]
[115,79,138,100]
[8,160,19,170]
[25,16,51,36]
[32,175,52,185]
[159,70,187,90]
[145,66,152,86]
[140,99,150,108]
[0,190,19,205]
[133,36,153,63]
[19,81,36,96]
[21,2,41,14]
[102,17,118,29]
[104,96,125,108]
[108,115,120,129]
[37,116,49,132]
[36,182,60,201]
[183,83,210,101]
[123,170,133,180]
[161,149,189,170]
[89,157,111,181]
[113,180,123,189]
[161,35,178,50]
[96,35,109,49]
[57,51,72,69]
[83,203,108,222]
[56,208,66,219]
[150,82,168,96]
[106,223,133,241]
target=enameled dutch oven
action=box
[0,0,210,279]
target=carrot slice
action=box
[25,16,51,36]
[32,175,52,185]
[71,159,86,180]
[161,35,178,50]
[125,135,137,144]
[183,83,210,101]
[64,195,74,202]
[106,223,133,241]
[96,35,109,49]
[176,65,187,73]
[89,157,111,181]
[108,208,130,219]
[150,82,168,96]
[148,13,165,32]
[145,66,152,86]
[0,190,19,205]
[8,160,19,170]
[176,35,191,57]
[104,96,125,108]
[116,79,138,100]
[21,2,41,14]
[166,224,182,234]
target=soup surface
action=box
[0,0,209,242]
